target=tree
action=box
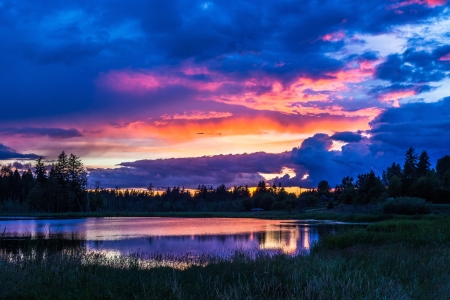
[34,157,47,185]
[336,176,356,204]
[417,150,431,178]
[387,175,402,198]
[402,147,418,196]
[317,180,331,193]
[436,155,450,181]
[382,162,402,186]
[67,153,88,212]
[147,183,154,196]
[356,170,385,204]
[253,181,267,196]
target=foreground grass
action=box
[2,216,450,299]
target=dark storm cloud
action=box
[0,127,83,139]
[330,131,364,143]
[0,144,39,160]
[89,152,294,188]
[369,96,450,156]
[0,0,447,124]
[375,46,450,84]
[273,97,450,187]
[369,83,435,95]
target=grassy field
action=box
[1,215,450,299]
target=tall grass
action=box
[2,217,450,299]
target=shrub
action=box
[382,197,432,215]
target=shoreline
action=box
[0,209,427,223]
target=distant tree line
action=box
[0,147,450,213]
[330,147,450,205]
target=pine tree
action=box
[34,157,47,185]
[382,162,402,186]
[402,147,418,196]
[417,150,431,178]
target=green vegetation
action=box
[2,216,450,299]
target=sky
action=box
[1,0,449,189]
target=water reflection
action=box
[0,217,359,256]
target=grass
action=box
[2,215,450,299]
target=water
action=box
[0,217,361,256]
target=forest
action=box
[1,147,450,213]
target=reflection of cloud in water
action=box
[86,228,322,256]
[0,218,349,257]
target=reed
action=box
[1,216,450,299]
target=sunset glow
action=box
[0,0,449,189]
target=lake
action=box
[0,217,362,256]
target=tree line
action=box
[0,151,87,212]
[0,147,450,213]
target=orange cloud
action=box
[103,113,371,144]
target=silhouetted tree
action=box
[436,155,450,188]
[402,147,418,196]
[356,170,385,204]
[387,175,402,198]
[317,180,331,193]
[382,162,402,186]
[417,150,431,178]
[34,157,47,185]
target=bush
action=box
[300,195,318,207]
[327,201,334,210]
[382,197,432,215]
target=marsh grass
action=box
[2,216,450,299]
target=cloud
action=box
[375,46,450,84]
[0,0,449,183]
[369,96,450,157]
[87,97,450,189]
[330,131,364,143]
[0,127,83,139]
[0,144,40,160]
[88,152,293,188]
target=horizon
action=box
[1,0,449,188]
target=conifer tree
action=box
[417,150,431,178]
[402,147,418,196]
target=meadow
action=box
[1,214,450,299]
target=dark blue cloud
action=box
[375,46,450,84]
[0,127,83,139]
[0,0,447,124]
[369,83,435,95]
[330,131,363,143]
[276,98,450,187]
[0,144,39,160]
[369,96,450,158]
[89,152,294,188]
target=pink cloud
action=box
[378,90,417,107]
[387,0,447,9]
[439,53,450,61]
[321,31,345,42]
[160,111,233,121]
[98,71,161,93]
[97,59,379,119]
